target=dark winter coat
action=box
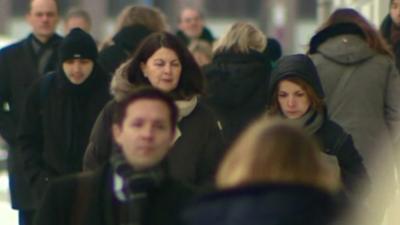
[309,23,400,199]
[204,50,271,144]
[263,37,282,63]
[176,27,215,46]
[182,183,339,225]
[98,25,153,76]
[0,33,62,209]
[17,63,110,206]
[34,164,195,225]
[380,14,400,70]
[84,99,224,187]
[268,54,369,197]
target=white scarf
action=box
[173,96,198,143]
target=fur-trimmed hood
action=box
[110,62,137,102]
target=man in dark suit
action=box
[0,0,62,224]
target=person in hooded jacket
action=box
[308,8,400,224]
[267,54,369,210]
[204,22,271,145]
[83,32,224,188]
[182,117,342,225]
[17,28,111,206]
[97,5,168,76]
[380,0,400,70]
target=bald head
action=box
[179,8,205,39]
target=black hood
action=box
[112,25,153,52]
[309,23,365,54]
[55,62,109,96]
[268,54,324,105]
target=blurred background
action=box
[0,0,393,224]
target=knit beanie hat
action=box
[59,28,98,62]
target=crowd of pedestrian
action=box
[0,0,399,225]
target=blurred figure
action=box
[176,8,215,46]
[18,28,110,210]
[84,32,224,187]
[182,117,341,225]
[308,8,400,225]
[35,87,195,225]
[98,5,167,76]
[188,39,213,67]
[380,0,400,70]
[267,54,369,207]
[0,0,62,224]
[204,22,271,144]
[63,8,92,34]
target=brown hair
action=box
[216,117,341,193]
[311,8,393,57]
[268,77,324,116]
[100,5,168,50]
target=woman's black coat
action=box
[83,100,224,187]
[182,183,339,225]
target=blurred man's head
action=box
[112,87,178,171]
[178,8,205,39]
[26,0,59,43]
[64,8,92,34]
[59,28,98,85]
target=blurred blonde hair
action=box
[217,116,341,193]
[213,21,266,54]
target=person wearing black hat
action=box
[17,28,111,208]
[266,54,370,215]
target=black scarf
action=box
[110,151,165,225]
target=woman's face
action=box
[277,80,311,119]
[140,47,182,92]
[391,0,400,26]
